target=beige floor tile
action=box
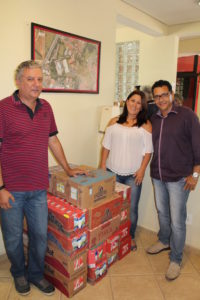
[111,275,164,300]
[61,276,113,300]
[155,273,200,300]
[146,250,170,274]
[108,249,153,276]
[0,278,12,300]
[184,247,200,272]
[7,283,61,300]
[137,227,158,248]
[0,258,11,278]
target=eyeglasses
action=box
[153,92,170,101]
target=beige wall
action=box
[179,37,200,55]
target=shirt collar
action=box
[12,90,43,108]
[156,103,178,118]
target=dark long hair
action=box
[117,90,148,127]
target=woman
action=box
[100,90,153,251]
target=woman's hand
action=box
[133,168,145,185]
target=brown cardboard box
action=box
[87,258,107,282]
[107,248,118,268]
[53,168,116,208]
[44,263,87,298]
[46,242,87,278]
[120,206,130,224]
[115,182,131,207]
[88,215,120,249]
[88,193,122,229]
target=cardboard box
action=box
[120,206,130,224]
[47,194,88,235]
[87,241,107,268]
[118,236,131,260]
[115,182,131,207]
[119,220,131,241]
[107,248,118,267]
[88,193,122,229]
[88,215,120,249]
[47,226,88,257]
[87,258,107,282]
[46,242,87,278]
[44,263,87,298]
[48,165,63,194]
[53,168,116,208]
[106,231,120,253]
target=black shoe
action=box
[30,278,55,295]
[14,276,30,295]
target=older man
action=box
[147,80,200,280]
[0,60,84,295]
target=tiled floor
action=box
[1,227,200,300]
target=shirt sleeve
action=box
[102,125,112,150]
[48,104,58,137]
[0,102,4,141]
[143,129,153,155]
[189,111,200,165]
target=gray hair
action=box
[15,60,42,81]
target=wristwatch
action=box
[192,172,199,179]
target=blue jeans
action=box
[0,190,48,281]
[152,178,190,264]
[115,173,142,239]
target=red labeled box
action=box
[44,263,87,298]
[107,248,118,268]
[47,194,88,235]
[87,258,107,282]
[115,182,131,207]
[87,241,107,268]
[119,236,131,260]
[120,206,130,224]
[106,231,120,253]
[45,244,87,278]
[119,220,131,241]
[88,193,122,229]
[47,226,88,257]
[88,215,120,249]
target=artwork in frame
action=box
[31,23,101,93]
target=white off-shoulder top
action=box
[102,123,153,176]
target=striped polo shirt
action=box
[0,91,58,191]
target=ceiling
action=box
[121,0,200,26]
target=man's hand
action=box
[0,189,15,209]
[67,168,88,177]
[184,175,198,191]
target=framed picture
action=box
[31,23,101,93]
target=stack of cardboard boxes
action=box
[24,165,132,297]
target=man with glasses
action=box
[147,80,200,280]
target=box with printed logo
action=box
[88,193,122,229]
[87,241,107,268]
[107,248,118,268]
[44,263,87,298]
[53,168,116,208]
[87,258,107,283]
[47,193,88,235]
[88,215,120,249]
[47,225,88,257]
[106,231,120,253]
[120,206,130,224]
[115,182,131,207]
[45,241,87,278]
[118,236,131,260]
[119,220,131,241]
